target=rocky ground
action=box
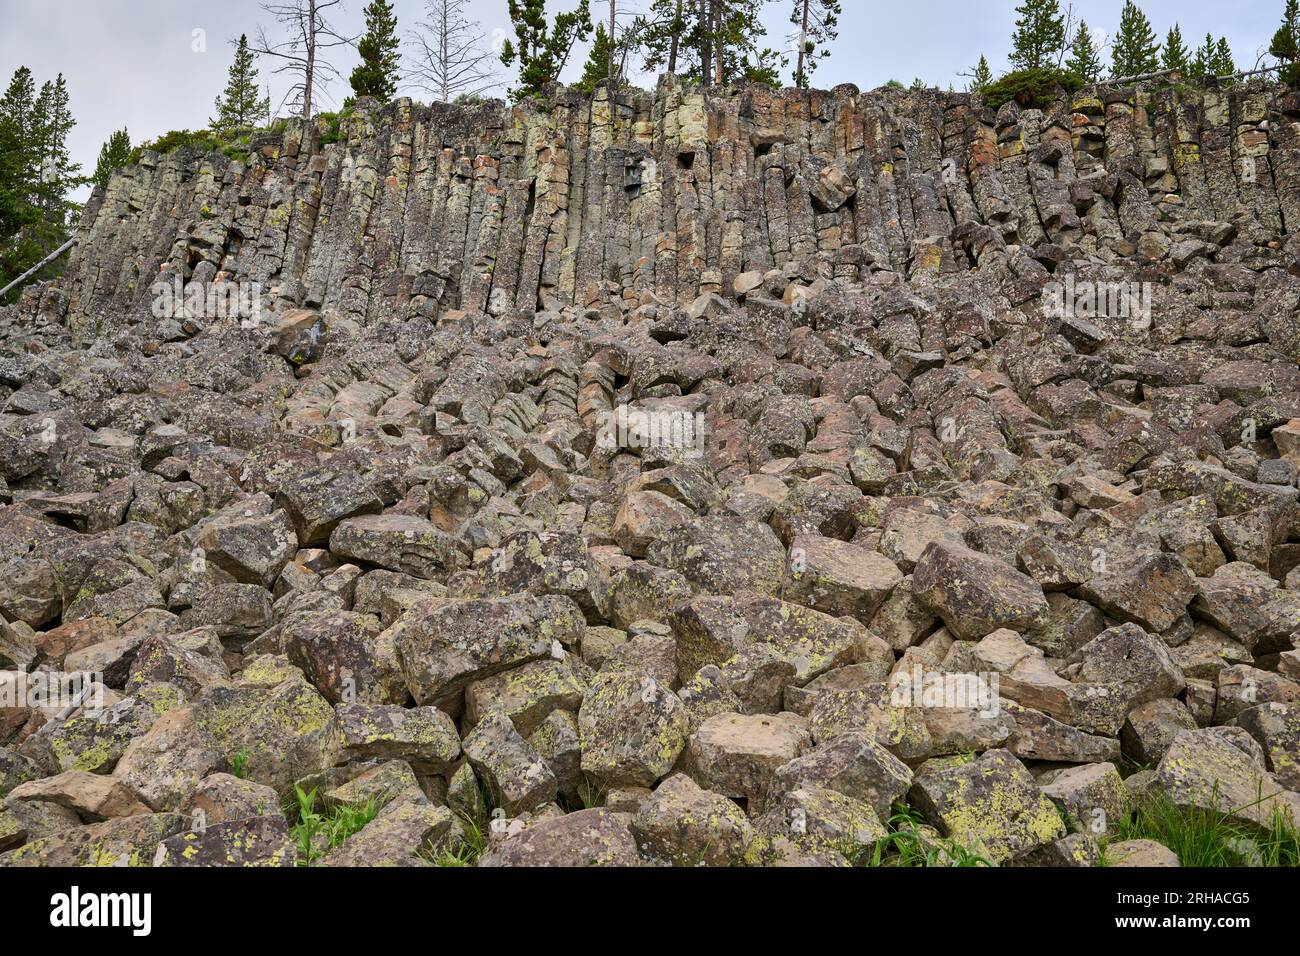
[1,78,1299,867]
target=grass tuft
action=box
[289,785,384,866]
[842,804,994,867]
[1101,790,1300,868]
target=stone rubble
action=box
[1,77,1299,867]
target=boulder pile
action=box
[1,78,1298,866]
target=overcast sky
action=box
[0,0,1283,201]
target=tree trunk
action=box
[609,0,617,88]
[441,0,450,102]
[713,0,723,85]
[797,0,809,86]
[303,0,317,118]
[667,0,681,74]
[698,0,711,85]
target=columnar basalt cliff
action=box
[1,78,1299,869]
[21,76,1300,330]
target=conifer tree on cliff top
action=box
[1110,1,1161,78]
[1066,21,1103,82]
[91,128,133,192]
[212,34,271,133]
[1009,0,1066,71]
[502,0,593,99]
[351,0,402,101]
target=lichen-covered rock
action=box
[330,513,464,578]
[462,711,557,815]
[783,533,903,621]
[1105,838,1179,867]
[321,801,454,867]
[1151,726,1300,829]
[477,808,640,867]
[755,784,887,857]
[912,541,1049,640]
[647,515,787,596]
[29,694,164,774]
[192,677,339,794]
[687,711,812,811]
[578,672,688,788]
[334,702,461,774]
[1230,702,1300,791]
[479,530,608,622]
[464,659,585,737]
[0,812,189,867]
[1004,701,1122,764]
[1121,698,1198,765]
[1076,552,1196,635]
[771,731,912,822]
[194,503,297,587]
[1038,762,1128,835]
[154,815,296,867]
[807,685,934,760]
[276,462,383,547]
[1191,562,1300,655]
[631,773,754,866]
[1068,622,1185,709]
[394,595,585,711]
[181,773,281,825]
[284,610,406,705]
[909,749,1066,864]
[7,770,151,822]
[113,706,225,811]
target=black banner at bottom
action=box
[0,864,1283,943]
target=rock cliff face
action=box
[19,77,1300,331]
[1,78,1299,868]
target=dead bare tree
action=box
[252,0,358,118]
[405,0,501,103]
[1056,3,1078,70]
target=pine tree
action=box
[1212,37,1235,76]
[1162,23,1190,74]
[1272,0,1300,84]
[0,69,80,298]
[1110,1,1161,79]
[1009,0,1066,71]
[636,0,774,86]
[1191,33,1216,78]
[0,67,40,249]
[789,0,842,89]
[351,0,402,100]
[576,21,617,91]
[91,128,133,192]
[0,67,38,203]
[30,74,82,231]
[1066,21,1103,81]
[501,0,593,99]
[970,55,993,93]
[212,35,271,134]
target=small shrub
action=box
[981,67,1085,110]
